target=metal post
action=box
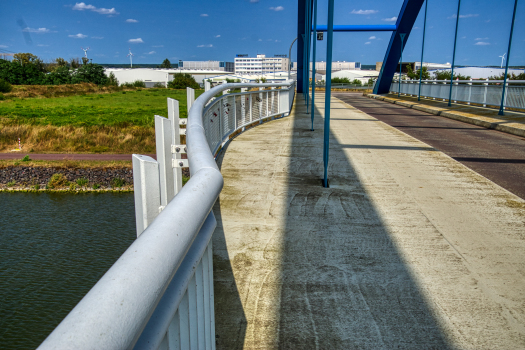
[448,0,461,106]
[418,0,428,101]
[311,0,318,131]
[132,154,161,237]
[323,0,334,188]
[398,33,406,97]
[306,0,312,112]
[499,0,518,116]
[168,98,183,194]
[155,115,175,208]
[187,87,195,113]
[288,38,297,80]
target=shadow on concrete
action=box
[212,142,247,350]
[276,94,452,348]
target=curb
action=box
[365,94,525,138]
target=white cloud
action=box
[369,36,376,40]
[448,13,478,19]
[128,38,144,43]
[351,9,378,15]
[0,45,9,48]
[72,2,119,15]
[197,44,213,47]
[258,39,262,41]
[475,37,489,41]
[23,27,52,33]
[269,6,284,11]
[382,17,397,22]
[365,41,371,45]
[215,35,221,38]
[126,19,138,23]
[37,44,49,47]
[200,14,209,17]
[275,40,281,42]
[69,33,88,38]
[152,45,164,48]
[145,51,156,54]
[92,36,104,39]
[475,41,490,45]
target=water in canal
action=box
[0,192,136,349]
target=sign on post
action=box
[317,32,323,40]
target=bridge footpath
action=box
[211,93,525,349]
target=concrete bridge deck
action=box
[212,93,525,349]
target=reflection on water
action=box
[0,192,136,349]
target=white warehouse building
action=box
[104,68,230,87]
[321,69,379,84]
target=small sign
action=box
[317,32,323,41]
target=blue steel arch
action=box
[296,0,425,94]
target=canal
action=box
[0,192,136,349]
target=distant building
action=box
[429,66,525,80]
[321,69,379,84]
[291,61,361,74]
[178,60,234,72]
[235,54,290,75]
[104,68,229,87]
[376,62,452,73]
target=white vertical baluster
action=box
[179,293,191,350]
[483,79,488,107]
[196,260,206,350]
[168,310,181,350]
[155,115,175,208]
[205,80,211,92]
[202,246,211,348]
[132,154,161,237]
[168,98,183,194]
[208,241,216,350]
[188,275,198,349]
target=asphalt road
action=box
[333,92,525,199]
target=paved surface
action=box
[334,92,525,200]
[212,93,525,349]
[368,92,525,138]
[0,153,158,161]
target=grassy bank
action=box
[0,86,201,152]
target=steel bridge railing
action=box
[37,81,295,350]
[390,79,525,111]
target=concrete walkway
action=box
[212,93,525,349]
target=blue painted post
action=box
[418,0,428,101]
[398,33,406,97]
[305,0,311,111]
[499,0,519,116]
[297,0,305,93]
[311,0,317,131]
[448,0,461,106]
[323,0,334,188]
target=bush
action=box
[7,180,16,187]
[0,93,4,100]
[107,72,119,86]
[111,177,125,188]
[0,78,13,92]
[168,73,200,89]
[76,178,88,186]
[153,82,166,88]
[93,183,100,190]
[351,79,362,86]
[331,77,351,84]
[47,173,69,189]
[22,155,31,162]
[122,80,146,88]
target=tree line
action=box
[0,53,116,86]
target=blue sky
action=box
[1,0,524,67]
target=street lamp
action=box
[288,37,297,80]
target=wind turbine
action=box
[127,48,134,68]
[81,47,90,59]
[499,53,506,69]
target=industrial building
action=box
[428,66,525,80]
[234,54,290,75]
[292,61,361,74]
[321,69,379,84]
[178,60,234,72]
[104,68,229,87]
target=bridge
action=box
[37,0,525,349]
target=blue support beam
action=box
[374,0,425,94]
[314,25,397,32]
[297,0,306,93]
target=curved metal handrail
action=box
[38,81,294,350]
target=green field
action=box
[0,88,204,127]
